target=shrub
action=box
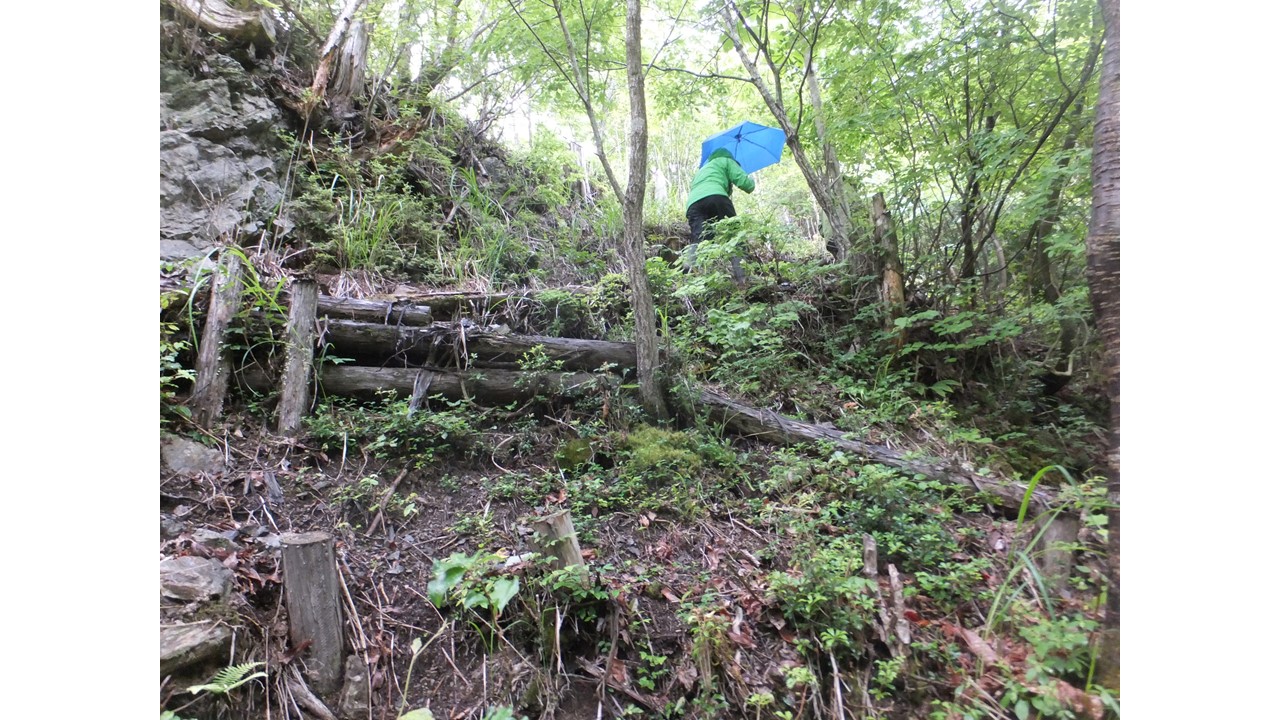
[306,391,481,468]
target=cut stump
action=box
[281,531,345,695]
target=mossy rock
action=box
[555,438,595,470]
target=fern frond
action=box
[186,661,267,695]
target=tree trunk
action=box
[513,0,667,420]
[281,532,345,696]
[1087,0,1121,692]
[803,36,861,271]
[872,192,906,334]
[720,1,872,276]
[327,20,369,119]
[190,252,245,427]
[308,0,370,118]
[622,0,668,420]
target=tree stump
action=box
[281,531,345,695]
[277,279,319,435]
[531,509,587,584]
[1033,513,1081,594]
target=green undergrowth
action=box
[306,390,483,468]
[282,109,614,290]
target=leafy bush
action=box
[306,391,481,467]
[766,538,879,651]
[427,551,521,618]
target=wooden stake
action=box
[281,531,345,695]
[1033,513,1081,594]
[191,252,245,427]
[277,279,319,435]
[531,509,587,583]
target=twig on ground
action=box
[729,514,765,541]
[367,467,410,536]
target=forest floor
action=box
[160,276,1113,720]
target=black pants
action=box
[685,195,744,281]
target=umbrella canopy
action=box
[700,121,786,175]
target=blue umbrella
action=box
[700,121,786,175]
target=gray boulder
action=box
[160,556,234,602]
[161,620,232,676]
[160,433,225,476]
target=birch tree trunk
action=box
[720,1,869,276]
[1087,0,1121,691]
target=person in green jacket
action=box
[685,147,755,282]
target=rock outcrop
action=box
[160,51,290,261]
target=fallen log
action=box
[316,296,435,325]
[695,387,1053,515]
[317,319,636,372]
[165,0,278,46]
[239,365,605,406]
[319,287,594,324]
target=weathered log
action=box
[278,280,319,435]
[190,252,245,427]
[166,0,278,46]
[695,387,1053,515]
[318,319,636,372]
[309,0,369,108]
[239,365,605,406]
[317,297,435,325]
[170,286,595,334]
[281,532,345,695]
[318,287,594,324]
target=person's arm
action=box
[727,160,755,194]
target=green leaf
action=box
[488,577,520,613]
[186,662,266,695]
[426,577,450,606]
[462,589,486,609]
[399,709,436,720]
[1014,699,1030,720]
[443,565,467,585]
[1017,465,1073,528]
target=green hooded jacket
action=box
[685,148,755,211]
